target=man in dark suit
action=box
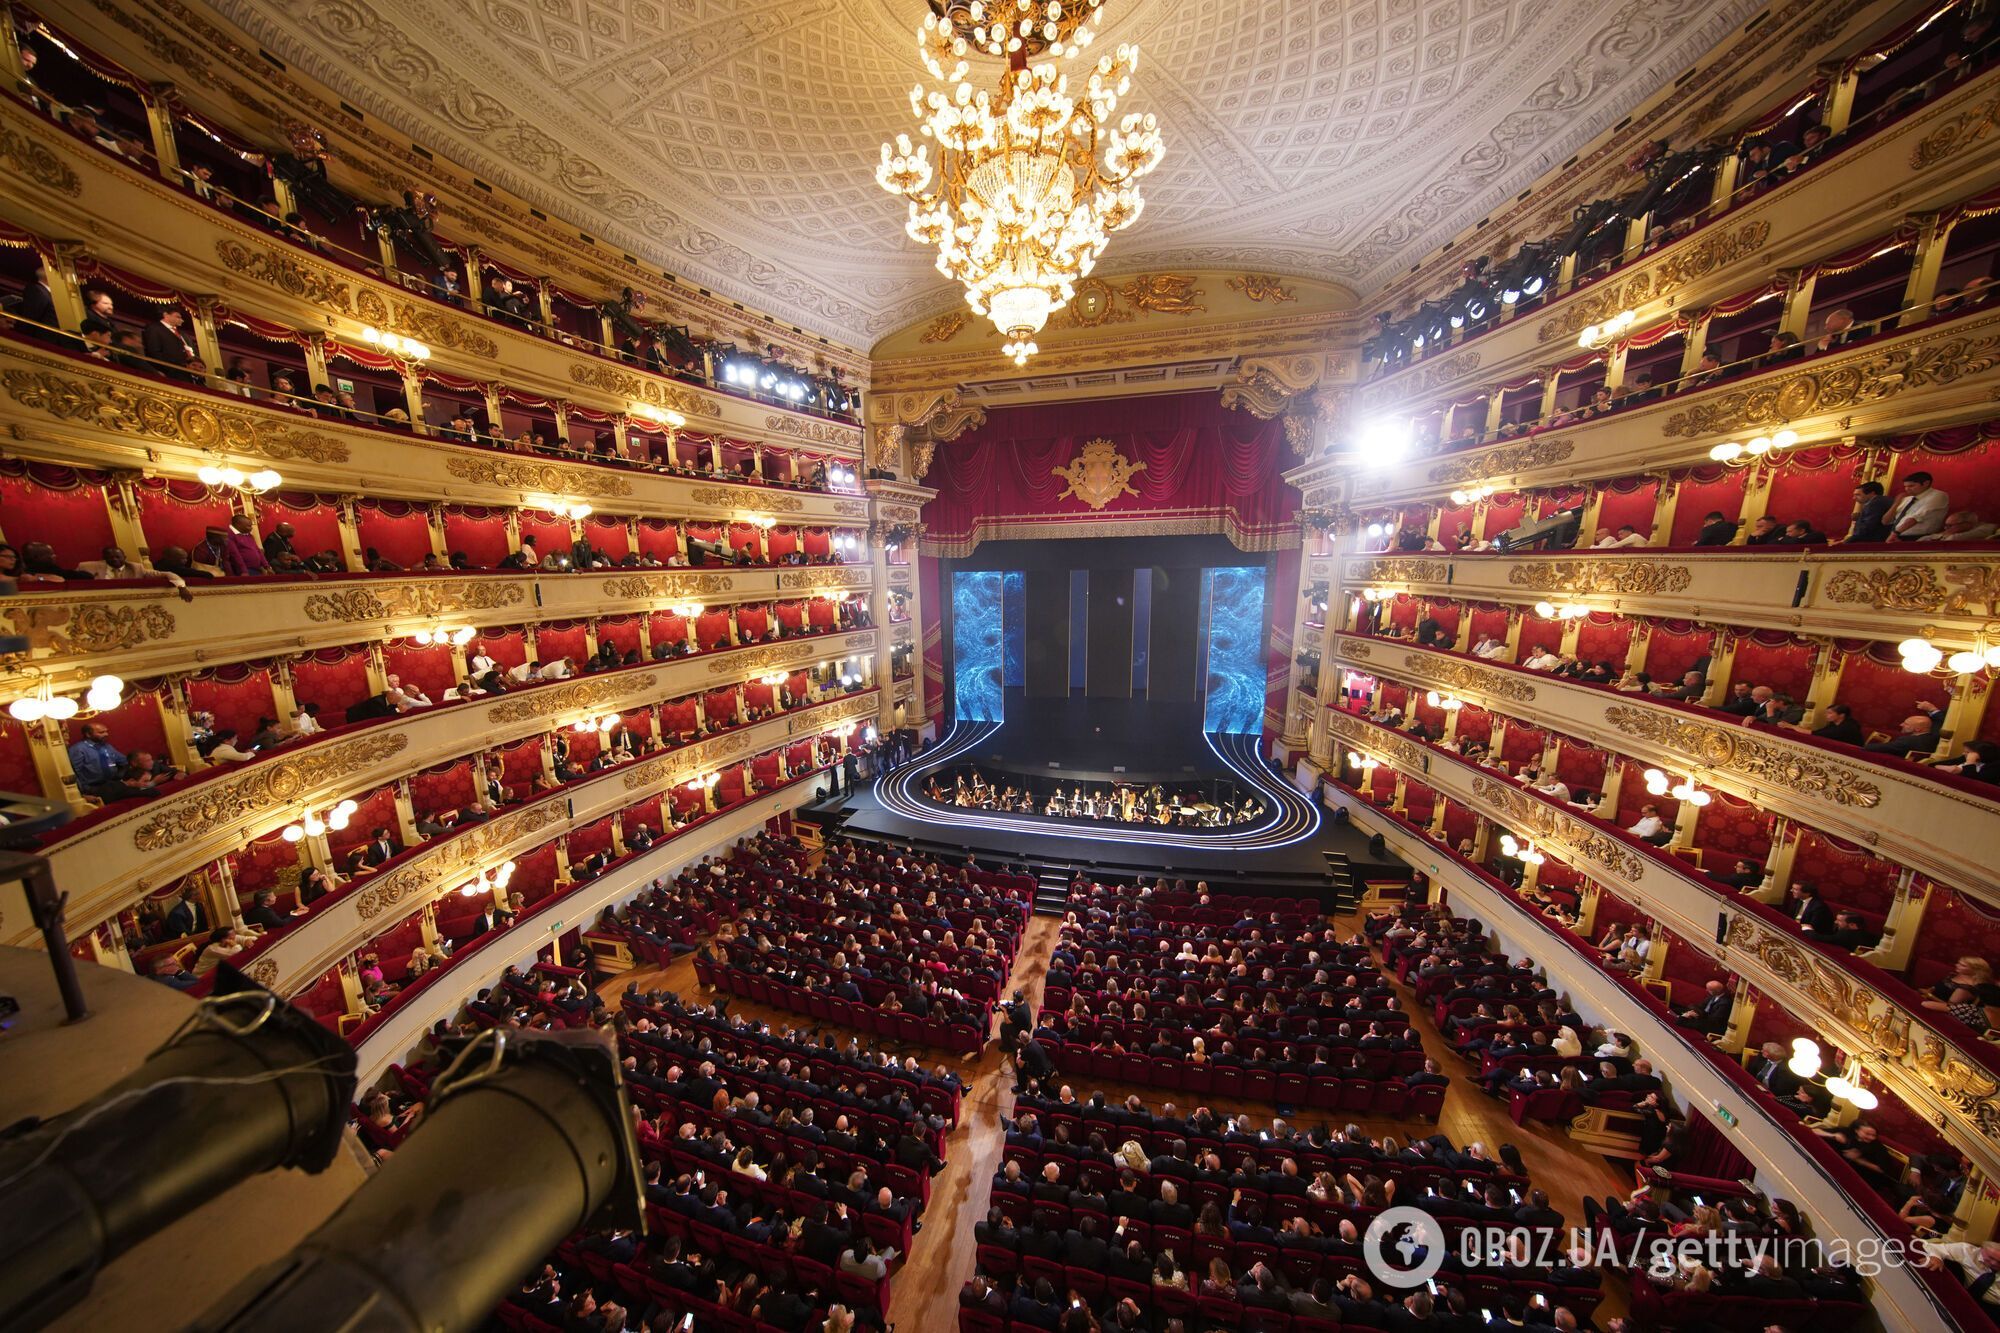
[1786,883,1836,935]
[142,306,200,381]
[1678,979,1735,1035]
[1748,1042,1803,1097]
[1148,1180,1193,1229]
[1062,1216,1108,1269]
[358,827,400,867]
[1693,511,1739,546]
[1031,1162,1072,1206]
[161,890,208,939]
[5,275,62,341]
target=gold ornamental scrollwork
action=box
[354,801,566,920]
[1346,558,1450,585]
[133,733,410,852]
[687,485,805,513]
[302,581,525,625]
[1,601,176,655]
[1911,92,2000,171]
[762,414,862,446]
[776,568,868,591]
[1823,566,1947,613]
[1052,438,1147,511]
[1401,652,1538,704]
[1220,354,1323,421]
[443,455,634,499]
[2,366,351,463]
[0,125,83,197]
[1324,711,1429,770]
[709,642,821,676]
[1340,639,1374,661]
[1660,334,2000,438]
[919,311,969,343]
[1427,438,1574,486]
[1602,704,1881,808]
[1468,773,1647,882]
[1226,274,1298,304]
[1533,222,1770,344]
[485,674,656,725]
[601,572,736,600]
[1506,560,1694,597]
[1945,565,2000,617]
[214,238,498,358]
[566,363,719,419]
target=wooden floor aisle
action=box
[604,911,1633,1332]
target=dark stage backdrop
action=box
[1085,568,1135,698]
[1024,568,1069,698]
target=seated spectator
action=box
[1865,714,1941,759]
[1593,524,1647,549]
[1694,510,1738,545]
[1933,739,1999,783]
[1920,509,1998,542]
[1744,515,1783,545]
[1813,702,1863,744]
[1626,803,1671,845]
[66,722,166,803]
[1775,518,1826,545]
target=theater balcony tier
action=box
[1330,634,1996,899]
[0,566,875,695]
[1342,299,2000,508]
[1353,63,2000,416]
[0,93,866,448]
[1335,802,1975,1333]
[1340,548,2000,650]
[5,636,880,941]
[1325,706,2000,1194]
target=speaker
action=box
[1367,832,1387,858]
[1329,806,1351,826]
[1715,911,1729,947]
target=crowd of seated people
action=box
[702,837,1033,1038]
[921,768,1264,828]
[4,18,861,424]
[966,1079,1603,1333]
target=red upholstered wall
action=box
[1667,470,1749,543]
[1644,625,1715,683]
[443,508,511,568]
[1834,644,1950,738]
[410,759,474,818]
[1793,830,1899,915]
[0,464,116,565]
[919,390,1301,554]
[292,648,373,716]
[1763,447,1864,535]
[1727,633,1818,701]
[260,494,344,564]
[135,478,235,554]
[1574,614,1632,666]
[383,642,457,700]
[185,669,277,742]
[0,719,40,798]
[355,501,432,568]
[1593,478,1658,538]
[637,519,679,563]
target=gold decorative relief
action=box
[1602,704,1882,808]
[566,363,719,419]
[485,674,655,725]
[709,642,824,675]
[215,239,498,358]
[1221,354,1324,420]
[1661,335,2000,438]
[1401,652,1538,704]
[1052,438,1147,511]
[355,801,565,919]
[2,366,351,463]
[1341,640,1375,661]
[1122,273,1206,315]
[133,733,410,851]
[830,500,869,517]
[1534,222,1769,344]
[776,567,868,591]
[761,415,861,445]
[919,312,969,343]
[1346,558,1450,585]
[688,486,805,513]
[2,601,176,656]
[0,125,83,197]
[1427,438,1573,486]
[600,572,736,600]
[1506,561,1693,597]
[1823,566,1947,613]
[1911,92,2000,170]
[1945,565,2000,617]
[1324,711,1430,770]
[302,581,525,624]
[1469,774,1648,882]
[1227,274,1298,304]
[442,455,634,498]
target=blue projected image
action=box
[953,570,1007,722]
[1002,571,1025,688]
[1203,566,1265,734]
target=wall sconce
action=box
[411,625,476,647]
[686,772,721,792]
[629,402,686,430]
[570,714,618,734]
[197,463,283,493]
[1708,429,1799,463]
[1898,632,2000,677]
[360,326,430,360]
[1577,310,1636,349]
[7,673,125,722]
[1532,601,1589,620]
[1642,766,1712,807]
[281,797,358,843]
[1498,833,1546,866]
[1424,691,1465,711]
[457,860,516,897]
[1448,483,1498,506]
[672,603,705,619]
[554,501,594,521]
[1344,751,1381,772]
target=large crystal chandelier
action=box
[877,0,1165,366]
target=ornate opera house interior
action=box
[5,1,2000,1330]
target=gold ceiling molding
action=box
[761,414,861,445]
[1426,437,1573,486]
[1345,557,1450,585]
[485,673,656,725]
[873,389,988,479]
[302,580,526,624]
[687,485,804,513]
[1220,354,1324,420]
[1052,438,1148,511]
[1601,704,1883,808]
[601,572,736,600]
[1910,91,2000,171]
[1,601,176,656]
[1823,565,1948,614]
[355,801,565,920]
[132,733,410,852]
[1533,220,1771,345]
[0,124,83,197]
[214,238,499,359]
[566,363,720,420]
[1723,915,2000,1140]
[1660,333,2000,438]
[1469,772,1650,883]
[2,364,351,463]
[1506,560,1694,597]
[1227,275,1298,304]
[1052,274,1209,331]
[1400,652,1538,704]
[442,454,635,499]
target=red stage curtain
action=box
[134,478,234,556]
[922,390,1300,553]
[292,648,374,716]
[443,507,511,568]
[1727,633,1817,701]
[410,759,474,818]
[585,514,631,561]
[0,463,115,565]
[1668,470,1748,544]
[1834,644,1949,738]
[260,493,344,564]
[185,668,277,742]
[1574,613,1633,665]
[383,642,458,700]
[356,501,433,568]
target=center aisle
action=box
[604,904,1632,1332]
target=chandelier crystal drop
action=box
[878,0,1164,366]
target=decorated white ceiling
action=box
[216,0,1763,346]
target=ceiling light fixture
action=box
[1532,600,1590,620]
[6,672,125,723]
[877,0,1163,366]
[1708,428,1800,464]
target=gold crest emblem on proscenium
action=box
[1052,438,1148,511]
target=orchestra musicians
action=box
[919,768,1262,828]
